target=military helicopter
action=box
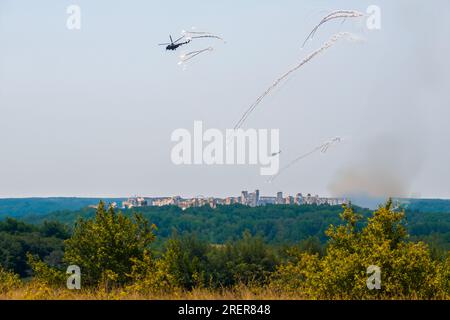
[158,35,191,51]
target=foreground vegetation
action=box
[0,200,448,300]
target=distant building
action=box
[295,193,303,205]
[152,196,181,207]
[122,197,148,209]
[276,192,284,205]
[285,196,295,205]
[247,189,260,207]
[259,196,276,205]
[224,197,235,205]
[241,191,249,205]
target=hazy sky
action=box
[1,0,449,199]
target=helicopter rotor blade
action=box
[158,43,170,46]
[170,35,173,44]
[173,35,185,44]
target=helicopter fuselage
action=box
[165,40,190,51]
[166,44,180,50]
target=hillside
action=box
[0,197,124,219]
[399,198,450,213]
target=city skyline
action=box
[121,189,348,210]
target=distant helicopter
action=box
[159,35,191,51]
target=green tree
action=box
[159,233,210,290]
[0,219,66,277]
[126,249,179,294]
[206,231,278,288]
[271,200,449,299]
[64,201,156,288]
[26,253,66,287]
[40,221,71,239]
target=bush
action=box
[270,200,449,299]
[26,253,66,287]
[207,231,278,287]
[0,266,21,294]
[64,201,156,288]
[153,232,278,290]
[125,249,180,294]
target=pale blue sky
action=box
[1,0,449,199]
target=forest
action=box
[18,202,450,248]
[0,200,449,299]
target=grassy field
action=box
[2,281,447,300]
[1,285,305,300]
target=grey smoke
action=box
[328,133,425,199]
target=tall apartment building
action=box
[285,196,295,205]
[241,189,261,207]
[276,192,284,205]
[295,193,304,205]
[241,191,249,205]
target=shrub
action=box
[64,201,156,288]
[26,253,66,287]
[270,200,449,299]
[0,266,21,294]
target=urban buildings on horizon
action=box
[121,190,349,210]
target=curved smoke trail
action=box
[268,137,341,183]
[182,30,225,42]
[301,10,364,49]
[177,30,225,66]
[179,47,214,64]
[233,32,359,130]
[190,35,225,41]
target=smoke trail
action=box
[268,137,341,183]
[190,35,225,42]
[176,29,225,67]
[301,10,364,49]
[178,47,214,64]
[182,30,225,42]
[233,32,359,130]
